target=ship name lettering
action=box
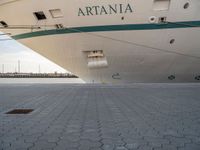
[78,4,133,16]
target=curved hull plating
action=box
[1,0,200,83]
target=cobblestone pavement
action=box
[0,83,200,150]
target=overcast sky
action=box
[0,33,66,73]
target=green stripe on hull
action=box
[12,21,200,40]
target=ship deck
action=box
[0,83,200,150]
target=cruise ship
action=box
[0,0,200,83]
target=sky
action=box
[0,32,67,73]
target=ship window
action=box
[158,17,167,23]
[34,11,47,20]
[0,21,8,27]
[183,2,189,9]
[153,0,171,11]
[168,75,175,80]
[195,75,200,80]
[49,9,63,18]
[170,39,175,44]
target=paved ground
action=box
[0,83,200,150]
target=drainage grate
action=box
[195,76,200,81]
[6,109,34,114]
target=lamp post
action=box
[2,64,4,73]
[18,60,20,73]
[39,64,41,73]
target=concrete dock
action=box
[0,83,200,150]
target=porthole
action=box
[149,16,156,23]
[195,75,200,80]
[158,17,167,23]
[170,39,175,44]
[183,2,189,9]
[150,18,154,21]
[0,21,8,27]
[121,16,124,20]
[112,73,121,80]
[168,75,175,80]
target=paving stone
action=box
[124,138,147,149]
[102,132,120,138]
[146,138,169,148]
[89,148,102,150]
[54,146,78,150]
[57,140,79,149]
[101,138,124,146]
[189,136,200,145]
[137,145,153,150]
[39,135,60,143]
[0,84,200,150]
[163,130,184,138]
[10,141,33,149]
[61,134,80,142]
[79,139,102,148]
[30,141,57,150]
[178,143,200,150]
[166,136,192,147]
[154,145,178,150]
[0,142,11,150]
[114,146,128,150]
[102,144,115,150]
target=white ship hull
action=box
[1,0,200,83]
